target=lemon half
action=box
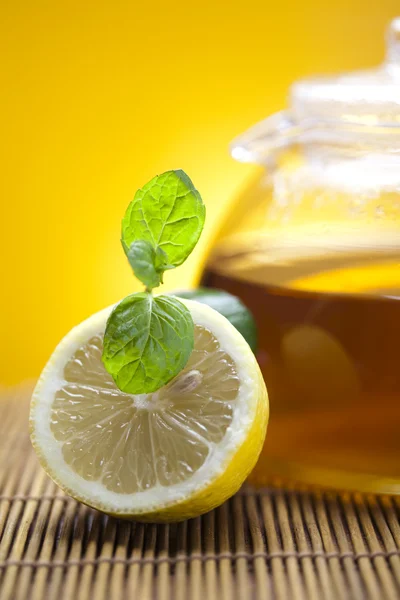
[30,298,268,522]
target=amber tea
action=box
[203,236,400,492]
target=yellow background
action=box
[1,1,399,385]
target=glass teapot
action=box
[202,20,400,493]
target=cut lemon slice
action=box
[30,298,268,521]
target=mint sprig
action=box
[102,170,206,394]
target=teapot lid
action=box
[291,18,400,125]
[231,19,400,164]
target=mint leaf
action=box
[102,292,194,394]
[175,288,258,352]
[121,170,205,272]
[126,240,168,290]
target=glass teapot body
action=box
[202,21,400,492]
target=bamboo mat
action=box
[1,388,400,600]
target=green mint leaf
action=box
[121,170,206,272]
[175,288,258,352]
[102,292,194,394]
[125,240,168,290]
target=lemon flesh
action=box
[30,299,268,521]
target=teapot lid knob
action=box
[386,18,400,65]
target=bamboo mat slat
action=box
[1,388,400,599]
